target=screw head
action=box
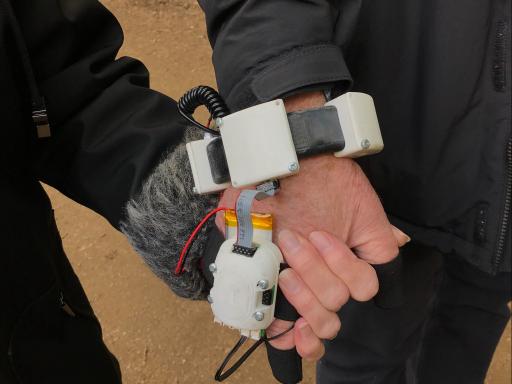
[254,311,264,321]
[208,263,217,273]
[257,280,269,290]
[207,295,213,304]
[361,139,371,149]
[288,162,299,172]
[215,118,223,127]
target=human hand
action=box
[215,91,409,359]
[216,91,409,264]
[265,228,405,360]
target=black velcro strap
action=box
[266,263,303,384]
[274,286,299,321]
[372,251,404,309]
[274,264,300,321]
[265,343,303,384]
[201,226,225,287]
[205,106,345,182]
[287,106,344,156]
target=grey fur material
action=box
[120,130,219,299]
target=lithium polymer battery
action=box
[224,209,273,243]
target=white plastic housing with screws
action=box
[326,92,384,158]
[219,99,299,188]
[185,136,231,194]
[186,92,383,195]
[209,238,283,340]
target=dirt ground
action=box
[45,1,511,383]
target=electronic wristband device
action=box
[208,185,303,384]
[186,91,384,194]
[177,87,395,384]
[210,209,280,338]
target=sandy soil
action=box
[46,1,511,383]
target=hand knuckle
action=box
[325,283,350,311]
[296,292,316,314]
[295,253,317,274]
[297,339,324,361]
[304,346,324,362]
[319,317,341,340]
[354,265,379,301]
[365,278,380,300]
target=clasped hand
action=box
[216,92,409,361]
[217,156,408,361]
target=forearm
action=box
[199,0,352,111]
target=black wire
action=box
[178,109,219,135]
[264,323,295,342]
[214,324,295,382]
[215,336,263,382]
[177,85,230,136]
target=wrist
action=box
[284,91,326,113]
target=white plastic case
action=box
[186,137,231,194]
[219,99,299,188]
[326,92,384,158]
[209,238,283,340]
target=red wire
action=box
[175,207,228,275]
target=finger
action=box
[279,268,341,340]
[278,230,350,312]
[309,231,379,302]
[294,318,325,361]
[267,319,295,350]
[391,225,411,247]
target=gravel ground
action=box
[47,1,511,383]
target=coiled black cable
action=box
[177,85,230,135]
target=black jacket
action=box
[199,0,512,274]
[1,0,187,225]
[0,1,191,382]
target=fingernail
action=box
[391,225,411,245]
[309,231,332,251]
[278,230,301,253]
[279,269,300,294]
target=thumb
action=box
[347,179,405,264]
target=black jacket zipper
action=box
[494,138,512,272]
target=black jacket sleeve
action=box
[198,0,354,111]
[13,0,187,227]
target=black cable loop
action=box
[177,85,230,136]
[214,324,295,382]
